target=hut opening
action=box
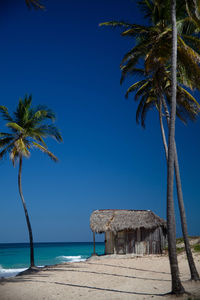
[90,209,167,255]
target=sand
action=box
[0,252,200,300]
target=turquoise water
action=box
[0,242,105,278]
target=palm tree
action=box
[126,66,200,282]
[160,93,200,282]
[0,95,62,268]
[100,0,200,285]
[167,0,184,293]
[122,4,200,280]
[100,9,200,90]
[131,0,187,291]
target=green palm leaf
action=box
[99,21,134,29]
[177,86,200,108]
[125,80,147,98]
[140,99,156,128]
[0,141,15,160]
[135,81,152,100]
[0,106,13,122]
[6,122,25,133]
[0,137,14,149]
[32,142,58,162]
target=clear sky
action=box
[0,0,199,243]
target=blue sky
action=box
[0,0,199,243]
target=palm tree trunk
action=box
[167,0,185,293]
[174,146,199,280]
[161,98,199,281]
[18,155,35,267]
[159,100,168,159]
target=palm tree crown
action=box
[100,1,200,91]
[0,95,62,164]
[125,67,200,128]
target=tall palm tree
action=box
[160,94,200,282]
[166,0,200,287]
[167,0,184,293]
[120,3,200,279]
[126,66,200,282]
[0,95,62,268]
[100,0,200,291]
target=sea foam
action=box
[0,265,27,278]
[56,255,86,262]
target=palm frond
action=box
[140,99,155,128]
[120,54,143,84]
[125,80,147,98]
[137,0,154,21]
[33,134,47,147]
[182,34,200,54]
[34,125,63,142]
[25,0,45,10]
[0,106,13,122]
[185,0,200,29]
[0,141,15,160]
[121,25,151,37]
[0,137,14,149]
[6,122,24,133]
[0,132,13,137]
[10,147,19,167]
[136,94,148,125]
[135,81,152,100]
[178,17,198,35]
[177,64,195,89]
[178,36,200,63]
[177,86,200,108]
[177,45,200,89]
[99,21,133,28]
[33,106,56,122]
[145,35,171,72]
[32,142,58,162]
[121,42,149,65]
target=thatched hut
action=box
[90,209,167,255]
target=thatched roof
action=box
[90,209,166,233]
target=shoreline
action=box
[0,252,200,299]
[0,241,104,279]
[0,253,152,280]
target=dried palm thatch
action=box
[90,209,166,233]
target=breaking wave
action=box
[56,255,86,263]
[0,265,27,278]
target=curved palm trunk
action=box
[167,0,185,294]
[161,98,199,281]
[18,156,35,267]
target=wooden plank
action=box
[116,231,126,254]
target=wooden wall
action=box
[105,231,115,254]
[105,227,167,255]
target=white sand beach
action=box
[0,252,200,300]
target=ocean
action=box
[0,242,105,278]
